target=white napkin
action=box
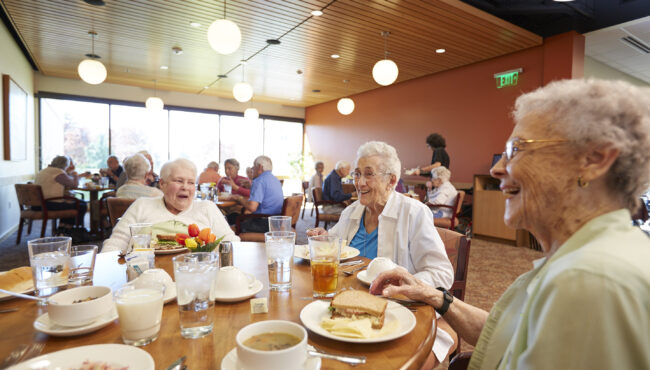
[432,315,455,362]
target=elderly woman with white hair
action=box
[425,166,458,218]
[103,158,239,253]
[309,141,455,364]
[371,79,650,369]
[115,153,164,199]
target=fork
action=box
[342,265,367,276]
[1,342,44,367]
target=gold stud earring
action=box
[577,176,589,188]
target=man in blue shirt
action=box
[234,155,284,233]
[322,160,353,213]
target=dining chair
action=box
[300,181,314,219]
[235,195,303,242]
[14,184,82,244]
[98,191,116,238]
[311,187,345,229]
[106,197,135,227]
[429,190,465,230]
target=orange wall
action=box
[305,32,584,183]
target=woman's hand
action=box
[425,181,433,190]
[370,267,442,307]
[306,227,327,237]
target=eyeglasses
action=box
[502,138,570,161]
[352,170,389,181]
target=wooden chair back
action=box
[107,197,135,227]
[431,190,465,230]
[15,184,45,209]
[435,227,471,301]
[282,195,303,228]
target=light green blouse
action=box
[469,209,650,369]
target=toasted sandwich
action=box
[329,290,387,329]
[153,234,179,249]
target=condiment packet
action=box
[125,249,155,280]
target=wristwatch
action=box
[435,287,453,316]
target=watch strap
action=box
[435,287,453,316]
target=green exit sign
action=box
[494,68,523,89]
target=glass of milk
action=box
[115,282,165,346]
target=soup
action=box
[243,332,301,351]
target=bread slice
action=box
[0,266,33,292]
[330,290,387,329]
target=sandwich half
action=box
[153,234,179,250]
[329,290,387,329]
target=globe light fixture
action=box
[78,31,107,85]
[146,80,164,110]
[233,82,253,102]
[337,98,355,115]
[372,31,399,86]
[207,1,241,55]
[244,107,259,120]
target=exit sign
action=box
[494,68,523,89]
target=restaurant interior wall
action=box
[584,56,650,87]
[0,19,35,241]
[305,32,584,184]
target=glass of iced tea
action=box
[308,235,342,298]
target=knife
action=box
[165,355,186,370]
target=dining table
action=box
[0,243,437,369]
[72,185,114,234]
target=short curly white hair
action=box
[160,158,197,181]
[356,141,401,187]
[513,79,650,211]
[124,153,151,180]
[431,166,451,183]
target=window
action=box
[169,110,220,170]
[219,115,264,172]
[263,119,303,177]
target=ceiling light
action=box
[207,2,241,55]
[311,10,323,16]
[203,86,209,89]
[190,21,201,27]
[372,31,399,86]
[78,31,107,85]
[331,54,340,59]
[337,80,355,115]
[146,80,164,110]
[233,82,253,102]
[160,65,168,70]
[244,107,259,120]
[436,48,446,54]
[172,46,183,55]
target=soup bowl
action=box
[236,320,307,370]
[47,285,113,327]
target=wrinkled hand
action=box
[425,181,433,190]
[369,267,439,304]
[222,178,233,186]
[306,227,327,237]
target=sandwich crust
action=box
[330,290,387,329]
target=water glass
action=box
[99,176,110,188]
[27,236,71,303]
[173,252,219,339]
[265,231,296,291]
[129,223,153,254]
[68,245,98,286]
[223,183,233,194]
[308,235,342,298]
[200,183,211,200]
[115,282,165,346]
[268,215,292,232]
[408,185,415,194]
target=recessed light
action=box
[311,10,323,16]
[203,86,209,89]
[160,65,169,70]
[330,54,340,59]
[290,97,296,101]
[436,48,446,54]
[190,21,201,27]
[312,89,321,93]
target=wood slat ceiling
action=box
[1,0,542,107]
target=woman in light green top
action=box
[371,79,650,369]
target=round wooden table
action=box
[0,244,436,369]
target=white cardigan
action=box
[102,197,239,253]
[329,192,454,289]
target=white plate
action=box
[220,346,321,370]
[33,306,118,337]
[9,344,154,370]
[154,246,189,255]
[213,279,264,303]
[356,270,373,286]
[164,284,177,304]
[299,300,416,344]
[294,245,361,261]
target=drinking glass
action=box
[199,183,211,200]
[99,177,110,188]
[408,185,415,195]
[129,223,153,254]
[68,245,98,286]
[265,231,296,291]
[173,252,219,338]
[115,281,165,346]
[308,235,342,298]
[27,236,71,303]
[223,183,233,194]
[268,215,292,232]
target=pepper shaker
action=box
[219,241,233,267]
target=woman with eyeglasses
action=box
[308,141,456,365]
[371,79,650,369]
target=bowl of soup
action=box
[236,320,307,370]
[48,286,113,327]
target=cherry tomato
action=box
[188,224,200,237]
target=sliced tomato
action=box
[175,233,189,246]
[188,224,200,237]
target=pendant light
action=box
[337,80,355,115]
[244,107,259,120]
[77,31,107,85]
[146,80,164,110]
[233,61,253,102]
[372,31,399,86]
[207,0,241,55]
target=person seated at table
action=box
[231,156,283,233]
[115,153,164,199]
[116,150,159,189]
[425,166,458,218]
[245,166,254,181]
[322,160,353,213]
[99,155,123,186]
[102,158,239,253]
[198,161,221,185]
[308,141,455,363]
[371,79,650,369]
[414,133,450,176]
[307,161,325,202]
[217,158,251,197]
[34,155,89,232]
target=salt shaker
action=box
[219,241,233,267]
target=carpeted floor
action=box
[0,204,543,369]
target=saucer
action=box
[220,346,321,370]
[213,280,263,303]
[34,306,118,336]
[164,284,177,304]
[356,270,373,286]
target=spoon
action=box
[0,288,47,303]
[307,348,366,366]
